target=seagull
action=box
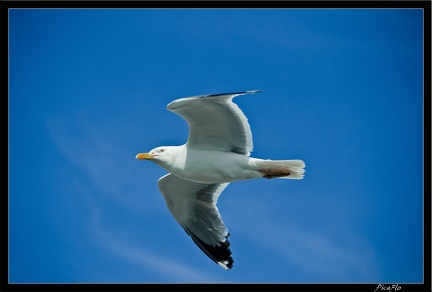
[136,90,305,270]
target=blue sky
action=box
[8,8,424,284]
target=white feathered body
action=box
[153,145,305,184]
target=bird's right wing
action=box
[157,173,233,270]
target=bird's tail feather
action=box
[257,159,305,179]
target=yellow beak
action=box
[135,153,154,160]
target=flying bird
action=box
[136,90,305,270]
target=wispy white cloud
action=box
[256,224,381,282]
[222,192,382,282]
[46,112,158,215]
[82,184,221,283]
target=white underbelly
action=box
[170,149,261,184]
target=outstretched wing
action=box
[166,90,261,156]
[157,173,233,270]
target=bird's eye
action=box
[160,149,165,153]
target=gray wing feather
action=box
[166,90,260,156]
[157,173,234,269]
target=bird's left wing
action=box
[166,90,261,156]
[157,173,233,270]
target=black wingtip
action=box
[186,230,234,270]
[204,90,261,98]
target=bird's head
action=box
[136,146,177,168]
